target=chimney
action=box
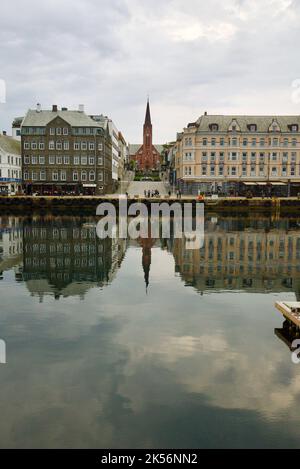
[78,104,84,113]
[2,131,6,136]
[52,104,58,112]
[204,111,207,116]
[36,103,41,112]
[62,107,68,111]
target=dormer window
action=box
[210,123,219,132]
[290,124,299,132]
[248,124,257,132]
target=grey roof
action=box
[195,114,300,133]
[22,109,102,128]
[129,144,164,155]
[0,135,21,154]
[12,116,24,127]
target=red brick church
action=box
[130,100,162,171]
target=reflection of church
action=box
[138,222,156,292]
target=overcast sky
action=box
[0,0,300,143]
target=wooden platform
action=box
[275,301,300,328]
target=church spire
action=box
[144,98,151,126]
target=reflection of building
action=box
[172,218,300,296]
[0,216,23,275]
[130,100,163,171]
[20,218,127,300]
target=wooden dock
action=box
[275,301,300,328]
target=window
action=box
[284,138,289,147]
[64,156,70,164]
[56,128,62,135]
[231,138,237,146]
[81,156,87,165]
[249,124,257,132]
[24,156,30,164]
[74,156,80,165]
[89,156,95,165]
[243,138,248,146]
[229,152,238,161]
[89,170,95,181]
[39,156,45,164]
[63,128,68,135]
[39,142,45,150]
[63,141,69,150]
[231,167,237,176]
[273,138,279,146]
[49,156,55,164]
[50,128,55,135]
[40,170,46,181]
[98,171,103,181]
[211,138,216,146]
[220,138,225,146]
[61,170,66,181]
[98,157,103,165]
[81,171,87,181]
[202,166,207,175]
[219,166,224,176]
[271,152,277,161]
[32,172,37,181]
[282,152,288,162]
[89,142,95,151]
[271,167,277,176]
[292,138,297,147]
[81,142,87,150]
[24,171,29,180]
[56,142,62,150]
[56,156,62,164]
[219,152,224,161]
[291,152,297,162]
[31,156,38,164]
[73,171,78,181]
[242,166,247,176]
[24,142,30,150]
[52,171,59,181]
[184,166,192,176]
[260,138,265,147]
[251,166,256,176]
[74,142,80,150]
[203,138,207,146]
[49,141,55,150]
[210,166,215,175]
[98,143,103,151]
[282,166,287,176]
[259,166,264,176]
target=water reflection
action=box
[1,215,300,448]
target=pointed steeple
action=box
[144,98,151,126]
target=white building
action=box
[0,133,22,194]
[90,115,120,188]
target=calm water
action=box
[0,214,300,448]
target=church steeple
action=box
[144,98,152,126]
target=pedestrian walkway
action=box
[127,181,168,197]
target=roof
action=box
[144,100,151,126]
[195,114,300,133]
[22,109,102,128]
[129,144,164,155]
[0,135,21,154]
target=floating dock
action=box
[275,301,300,328]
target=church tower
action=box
[143,99,153,170]
[131,98,161,171]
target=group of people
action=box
[144,189,161,198]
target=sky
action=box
[0,0,300,143]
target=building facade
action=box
[174,113,300,195]
[130,100,162,171]
[90,115,121,190]
[0,133,22,194]
[21,105,112,195]
[118,131,127,180]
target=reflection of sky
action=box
[0,245,300,448]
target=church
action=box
[129,99,163,171]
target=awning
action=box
[83,184,97,188]
[243,182,257,186]
[270,182,287,186]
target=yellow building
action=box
[174,113,300,196]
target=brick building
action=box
[21,104,112,195]
[130,100,162,171]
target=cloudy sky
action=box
[0,0,300,143]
